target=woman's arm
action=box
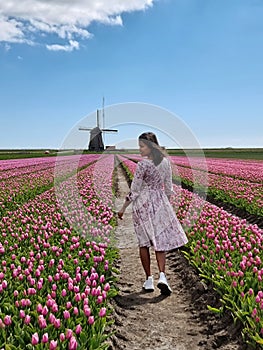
[118,197,131,219]
[118,161,145,219]
[164,159,174,201]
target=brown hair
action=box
[138,132,167,166]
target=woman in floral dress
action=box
[118,132,188,295]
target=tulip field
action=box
[119,155,263,347]
[0,154,118,349]
[125,154,263,217]
[1,152,263,348]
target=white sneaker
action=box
[157,272,172,295]
[143,275,154,292]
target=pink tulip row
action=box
[0,154,100,216]
[0,156,57,172]
[119,156,263,345]
[0,154,99,181]
[117,155,137,177]
[91,154,117,207]
[55,155,115,240]
[169,156,263,182]
[0,158,64,181]
[122,153,263,183]
[0,155,117,349]
[0,154,100,181]
[170,164,263,215]
[120,154,263,216]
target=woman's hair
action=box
[138,132,167,166]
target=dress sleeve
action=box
[126,161,145,201]
[164,159,174,198]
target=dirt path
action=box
[109,166,252,350]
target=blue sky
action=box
[0,0,262,149]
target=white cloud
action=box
[46,40,79,52]
[0,16,25,42]
[0,0,154,50]
[4,43,11,51]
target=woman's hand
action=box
[118,211,124,220]
[118,198,131,220]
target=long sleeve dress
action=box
[126,157,188,251]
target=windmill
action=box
[79,100,118,151]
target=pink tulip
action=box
[99,307,106,317]
[252,308,257,317]
[54,318,61,329]
[73,286,79,293]
[92,280,97,287]
[84,306,91,317]
[63,310,70,319]
[42,305,49,316]
[75,293,81,302]
[19,310,25,319]
[24,315,31,325]
[49,313,56,324]
[49,340,58,350]
[36,303,43,313]
[75,324,82,334]
[4,315,12,326]
[51,303,58,313]
[42,333,49,343]
[69,336,78,350]
[38,315,47,329]
[32,333,39,345]
[85,286,90,295]
[66,329,73,339]
[104,283,110,291]
[88,316,94,325]
[97,296,103,304]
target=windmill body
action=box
[88,126,104,151]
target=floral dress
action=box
[127,157,188,251]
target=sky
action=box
[0,0,262,150]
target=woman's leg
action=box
[155,251,172,295]
[155,251,166,273]
[139,246,151,278]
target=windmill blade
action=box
[101,128,118,132]
[79,127,93,131]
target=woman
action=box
[118,132,188,295]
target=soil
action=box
[107,166,256,350]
